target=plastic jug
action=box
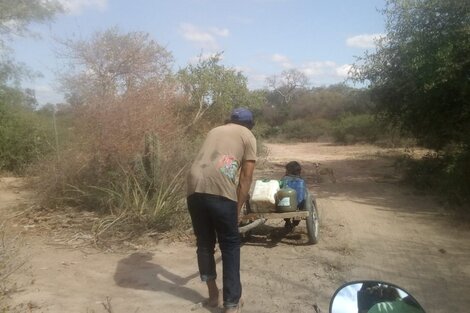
[276,188,298,212]
[250,180,280,213]
[281,177,306,206]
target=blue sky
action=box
[10,0,386,105]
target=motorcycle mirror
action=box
[329,280,426,313]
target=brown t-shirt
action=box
[187,123,257,202]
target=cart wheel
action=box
[306,195,320,244]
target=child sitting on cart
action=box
[280,161,310,228]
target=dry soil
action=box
[1,142,469,313]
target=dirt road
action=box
[1,143,469,313]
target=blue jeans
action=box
[187,193,241,309]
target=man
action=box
[187,107,256,313]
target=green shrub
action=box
[403,147,470,208]
[278,118,332,141]
[91,146,190,238]
[251,120,274,138]
[0,102,54,173]
[333,114,379,144]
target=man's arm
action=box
[237,160,256,220]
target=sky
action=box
[10,0,387,105]
[331,283,409,313]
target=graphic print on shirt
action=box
[217,155,239,182]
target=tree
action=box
[0,86,53,172]
[352,0,470,150]
[0,0,62,172]
[266,68,309,106]
[0,0,62,86]
[287,84,372,120]
[177,53,252,127]
[265,68,309,124]
[0,0,61,47]
[59,27,174,103]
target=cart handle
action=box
[238,218,266,234]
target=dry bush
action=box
[72,82,182,160]
[39,81,194,240]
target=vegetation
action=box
[353,0,470,207]
[256,83,390,144]
[333,114,379,144]
[0,0,62,174]
[0,2,61,309]
[42,70,193,237]
[0,0,468,249]
[402,149,470,205]
[0,90,54,173]
[177,53,259,133]
[58,27,174,103]
[353,0,469,150]
[37,32,265,238]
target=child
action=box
[280,161,309,228]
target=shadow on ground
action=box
[114,252,206,305]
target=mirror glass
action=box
[330,281,425,313]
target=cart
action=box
[238,194,320,244]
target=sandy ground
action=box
[1,142,470,313]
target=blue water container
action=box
[281,177,306,208]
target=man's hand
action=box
[238,207,244,224]
[237,160,255,220]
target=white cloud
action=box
[270,53,293,69]
[231,66,266,89]
[267,55,351,84]
[240,54,354,90]
[209,27,230,37]
[59,0,108,15]
[271,53,289,63]
[346,33,385,49]
[181,24,216,48]
[244,71,268,90]
[249,74,268,89]
[180,23,230,51]
[299,61,336,77]
[234,65,253,74]
[335,64,352,78]
[300,61,353,80]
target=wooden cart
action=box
[238,194,320,244]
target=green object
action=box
[367,299,425,313]
[276,188,297,212]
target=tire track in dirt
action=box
[264,142,470,313]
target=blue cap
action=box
[230,107,253,123]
